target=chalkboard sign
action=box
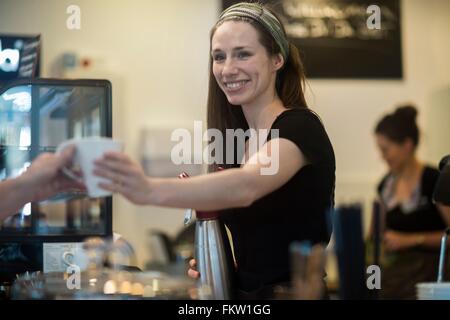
[0,34,41,84]
[222,0,402,79]
[18,35,41,78]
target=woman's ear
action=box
[402,138,415,154]
[272,53,284,72]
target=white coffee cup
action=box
[56,137,123,198]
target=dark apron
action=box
[381,249,449,299]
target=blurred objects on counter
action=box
[145,224,195,276]
[10,269,195,300]
[10,235,196,300]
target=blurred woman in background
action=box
[374,105,450,299]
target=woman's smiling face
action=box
[211,20,281,106]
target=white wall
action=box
[1,0,449,268]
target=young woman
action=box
[374,105,450,299]
[94,2,335,299]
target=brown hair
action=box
[206,4,308,170]
[375,105,420,148]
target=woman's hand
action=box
[93,151,153,205]
[383,230,423,252]
[187,259,200,279]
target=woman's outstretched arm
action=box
[94,138,306,211]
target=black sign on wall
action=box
[0,34,41,84]
[221,0,403,79]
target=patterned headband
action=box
[218,2,289,61]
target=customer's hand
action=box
[19,146,85,202]
[93,151,152,205]
[187,259,200,279]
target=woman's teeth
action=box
[225,80,248,90]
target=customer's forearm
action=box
[0,177,32,220]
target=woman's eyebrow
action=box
[212,46,253,53]
[233,46,251,51]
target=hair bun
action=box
[394,105,418,122]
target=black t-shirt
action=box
[377,166,445,232]
[220,108,336,292]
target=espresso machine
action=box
[0,79,113,299]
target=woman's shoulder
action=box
[422,165,439,188]
[273,107,324,129]
[423,165,439,176]
[269,107,335,166]
[277,107,321,119]
[377,173,391,194]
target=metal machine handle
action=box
[437,227,450,282]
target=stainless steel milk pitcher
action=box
[179,172,234,300]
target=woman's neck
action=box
[241,91,286,131]
[396,156,423,181]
